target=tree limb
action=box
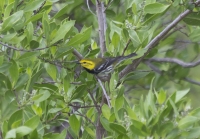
[119,0,200,79]
[148,57,200,68]
[96,0,107,57]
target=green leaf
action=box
[157,89,166,104]
[50,20,75,45]
[178,116,199,129]
[71,85,87,100]
[4,2,14,19]
[34,83,58,92]
[26,22,34,43]
[9,60,19,85]
[8,109,23,129]
[123,71,149,82]
[1,10,24,32]
[175,88,190,103]
[27,68,45,92]
[109,123,126,135]
[102,104,111,120]
[85,127,95,138]
[69,115,80,136]
[1,90,18,121]
[0,62,12,72]
[111,32,120,46]
[100,116,112,132]
[128,30,141,45]
[15,126,33,138]
[130,120,149,136]
[67,26,92,46]
[44,63,57,81]
[63,75,70,93]
[26,13,43,24]
[144,3,170,14]
[53,4,69,19]
[24,115,40,131]
[23,0,45,12]
[30,40,40,49]
[31,105,43,117]
[42,12,50,44]
[17,52,38,62]
[48,108,62,113]
[5,129,16,139]
[32,90,51,103]
[183,12,200,26]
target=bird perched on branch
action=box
[78,53,137,76]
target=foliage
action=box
[0,0,200,139]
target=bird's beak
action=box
[75,60,80,64]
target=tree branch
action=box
[0,41,51,52]
[119,0,200,79]
[72,48,83,60]
[96,0,107,57]
[96,76,111,108]
[145,61,200,86]
[148,57,200,68]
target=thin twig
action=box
[38,57,71,70]
[104,0,113,11]
[72,48,83,60]
[88,90,101,112]
[69,104,100,108]
[148,57,200,68]
[122,39,131,56]
[96,76,111,108]
[0,41,52,52]
[76,111,96,126]
[146,61,200,86]
[86,0,96,16]
[184,77,200,86]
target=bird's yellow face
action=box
[79,59,95,70]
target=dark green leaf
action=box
[109,123,126,135]
[183,12,200,26]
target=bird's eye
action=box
[83,62,86,64]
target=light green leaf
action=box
[67,26,92,46]
[50,20,75,45]
[9,60,19,85]
[175,88,190,103]
[5,129,16,139]
[1,10,24,32]
[17,52,38,62]
[178,116,199,129]
[23,0,45,12]
[32,90,51,104]
[144,3,170,14]
[157,89,166,104]
[48,108,62,114]
[44,63,57,81]
[15,126,33,138]
[102,104,111,120]
[24,115,40,131]
[69,115,80,136]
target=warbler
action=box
[78,53,137,75]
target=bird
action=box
[78,53,137,76]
